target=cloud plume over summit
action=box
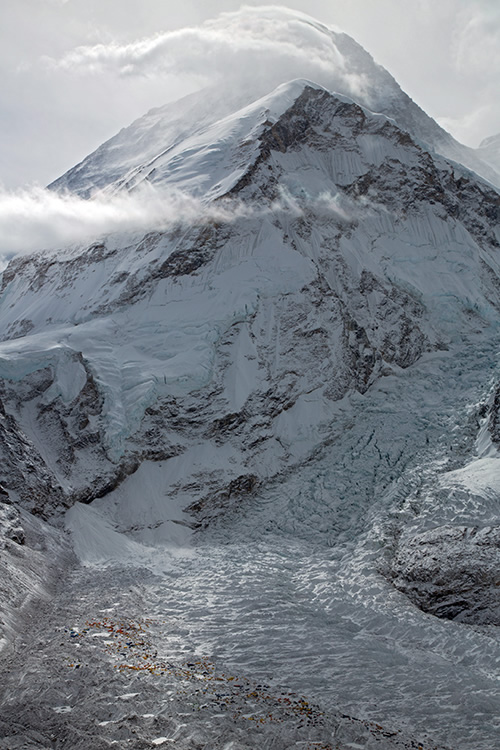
[46,5,374,106]
[0,181,356,266]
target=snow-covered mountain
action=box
[1,13,500,750]
[48,10,500,197]
[3,80,499,516]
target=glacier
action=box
[0,14,499,750]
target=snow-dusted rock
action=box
[388,524,500,624]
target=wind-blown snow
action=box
[48,8,500,197]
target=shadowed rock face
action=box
[488,382,500,446]
[0,394,68,518]
[387,525,500,625]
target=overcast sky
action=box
[1,0,499,189]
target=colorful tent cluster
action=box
[63,617,437,749]
[64,616,330,734]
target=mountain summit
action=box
[1,9,500,750]
[49,7,500,197]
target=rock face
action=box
[0,394,68,517]
[0,488,24,546]
[388,525,500,625]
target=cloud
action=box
[44,5,372,106]
[452,4,500,76]
[0,184,254,264]
[437,104,497,148]
[0,179,361,268]
[444,2,500,143]
[273,186,353,223]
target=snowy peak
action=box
[48,10,500,198]
[2,82,500,520]
[47,79,316,199]
[1,15,500,747]
[101,80,330,200]
[48,78,500,213]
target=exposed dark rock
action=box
[488,382,500,445]
[0,398,67,518]
[73,455,142,505]
[386,525,500,625]
[8,526,25,545]
[4,319,35,341]
[207,410,249,439]
[187,473,260,524]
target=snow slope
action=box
[48,9,500,197]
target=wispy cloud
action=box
[44,5,371,105]
[273,186,354,223]
[437,105,495,149]
[0,180,359,267]
[444,2,500,144]
[0,184,252,263]
[452,3,500,76]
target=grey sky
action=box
[1,0,499,189]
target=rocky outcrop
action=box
[0,397,68,518]
[387,525,500,625]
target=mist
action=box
[47,6,377,110]
[0,179,359,267]
[0,184,248,264]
